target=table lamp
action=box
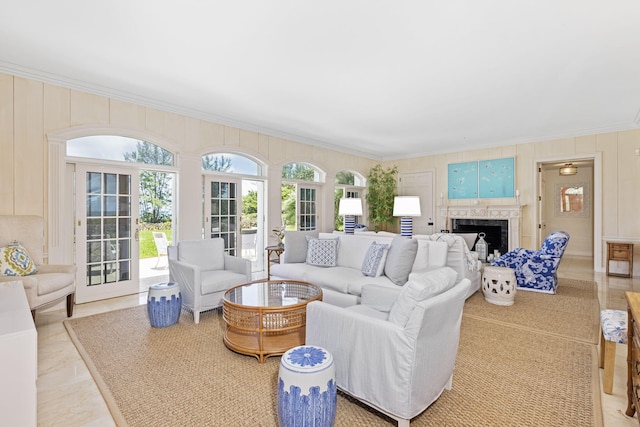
[393,196,421,237]
[338,198,363,235]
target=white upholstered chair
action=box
[306,267,471,427]
[168,238,251,324]
[0,215,76,318]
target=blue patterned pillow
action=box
[361,242,389,277]
[305,237,339,267]
[0,242,37,276]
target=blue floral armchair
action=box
[490,231,570,294]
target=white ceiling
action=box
[1,1,640,160]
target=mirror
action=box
[560,186,584,213]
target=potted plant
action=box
[366,164,398,232]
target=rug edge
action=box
[63,318,129,427]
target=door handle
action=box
[135,228,139,241]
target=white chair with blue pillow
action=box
[599,309,628,394]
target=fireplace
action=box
[438,204,523,253]
[452,218,508,255]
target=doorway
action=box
[534,154,602,271]
[74,164,141,303]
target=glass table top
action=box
[224,280,321,308]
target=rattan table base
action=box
[222,280,322,363]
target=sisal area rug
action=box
[464,277,601,344]
[64,278,603,427]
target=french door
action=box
[75,164,140,303]
[204,176,241,255]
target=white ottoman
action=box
[277,345,336,427]
[482,266,517,306]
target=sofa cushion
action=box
[269,262,310,282]
[348,274,397,298]
[306,266,363,294]
[455,233,478,250]
[383,236,418,286]
[283,231,319,263]
[388,267,458,327]
[361,242,389,277]
[306,237,339,267]
[0,242,37,276]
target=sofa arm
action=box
[36,264,77,275]
[360,285,401,313]
[224,255,251,280]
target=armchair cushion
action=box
[0,242,37,276]
[178,239,224,270]
[200,270,251,295]
[389,267,458,327]
[384,235,418,286]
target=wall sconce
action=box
[338,198,363,235]
[559,163,577,176]
[393,196,421,237]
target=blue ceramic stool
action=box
[278,345,336,427]
[147,282,181,328]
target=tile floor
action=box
[34,256,640,426]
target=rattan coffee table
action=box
[222,280,322,363]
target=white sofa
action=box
[270,231,479,307]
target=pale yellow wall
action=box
[388,130,640,273]
[1,71,639,273]
[0,72,377,243]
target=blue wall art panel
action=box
[479,157,515,198]
[448,161,478,199]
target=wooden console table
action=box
[625,292,640,421]
[607,242,634,278]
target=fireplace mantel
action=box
[438,205,524,251]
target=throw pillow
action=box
[361,242,389,277]
[0,242,38,276]
[384,236,418,285]
[283,231,319,263]
[388,267,458,327]
[305,237,339,267]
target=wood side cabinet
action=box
[607,242,634,278]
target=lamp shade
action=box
[338,198,363,215]
[393,196,421,217]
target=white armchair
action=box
[168,238,251,324]
[0,215,76,318]
[306,267,471,427]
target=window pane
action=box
[87,172,101,194]
[87,195,101,217]
[119,174,130,195]
[104,174,117,194]
[68,135,173,166]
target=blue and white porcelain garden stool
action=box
[278,345,336,427]
[147,282,181,328]
[599,309,628,394]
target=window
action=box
[68,136,173,166]
[202,152,262,176]
[281,163,324,231]
[334,170,366,231]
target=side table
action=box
[266,245,284,278]
[607,242,634,278]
